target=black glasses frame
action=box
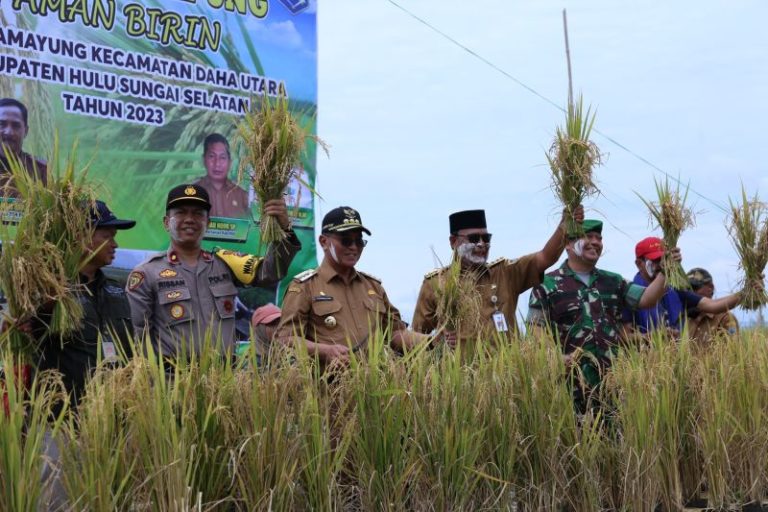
[458,233,492,244]
[329,234,368,248]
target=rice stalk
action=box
[409,348,485,510]
[546,95,602,237]
[0,353,67,512]
[636,177,695,289]
[231,345,303,511]
[432,257,484,344]
[727,185,768,310]
[236,95,325,244]
[0,137,98,360]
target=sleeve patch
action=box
[127,271,145,291]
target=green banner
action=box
[0,0,318,305]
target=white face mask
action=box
[167,216,206,243]
[644,259,657,278]
[329,242,340,263]
[457,242,486,265]
[573,239,585,258]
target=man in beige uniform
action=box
[412,207,582,344]
[126,183,300,359]
[276,206,428,365]
[194,133,249,218]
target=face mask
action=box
[573,239,585,258]
[457,242,486,265]
[644,259,657,278]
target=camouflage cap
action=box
[687,267,713,290]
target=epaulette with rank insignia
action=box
[424,267,444,279]
[359,270,381,283]
[139,251,166,265]
[488,257,506,268]
[293,268,318,282]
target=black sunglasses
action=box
[458,233,492,244]
[330,234,368,248]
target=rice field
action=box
[2,328,768,511]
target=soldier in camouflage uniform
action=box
[527,220,669,408]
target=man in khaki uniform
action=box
[0,98,47,197]
[126,183,300,359]
[412,206,582,344]
[194,133,249,218]
[276,206,428,365]
[686,267,739,345]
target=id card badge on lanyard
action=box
[492,311,509,333]
[100,331,118,362]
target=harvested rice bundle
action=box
[727,186,768,310]
[432,258,483,342]
[546,96,602,238]
[237,94,325,244]
[0,139,97,358]
[637,178,695,290]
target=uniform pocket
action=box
[211,282,238,319]
[158,288,195,326]
[311,300,342,317]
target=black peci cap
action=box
[166,184,211,211]
[88,200,136,230]
[321,206,371,235]
[449,209,486,234]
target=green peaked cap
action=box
[582,219,603,234]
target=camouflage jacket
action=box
[527,260,645,364]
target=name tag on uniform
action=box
[492,311,509,333]
[313,295,333,302]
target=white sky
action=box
[315,0,768,324]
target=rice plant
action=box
[637,177,695,289]
[546,96,602,238]
[727,185,768,310]
[237,95,325,244]
[0,353,67,512]
[0,137,98,359]
[431,257,484,344]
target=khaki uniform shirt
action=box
[0,152,48,198]
[194,175,249,218]
[276,258,406,347]
[688,310,739,346]
[412,253,541,337]
[126,234,300,358]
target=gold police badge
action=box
[170,304,185,319]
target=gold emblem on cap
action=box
[324,316,337,328]
[343,208,356,218]
[184,186,197,196]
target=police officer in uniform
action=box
[412,207,583,345]
[276,206,428,365]
[126,184,300,359]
